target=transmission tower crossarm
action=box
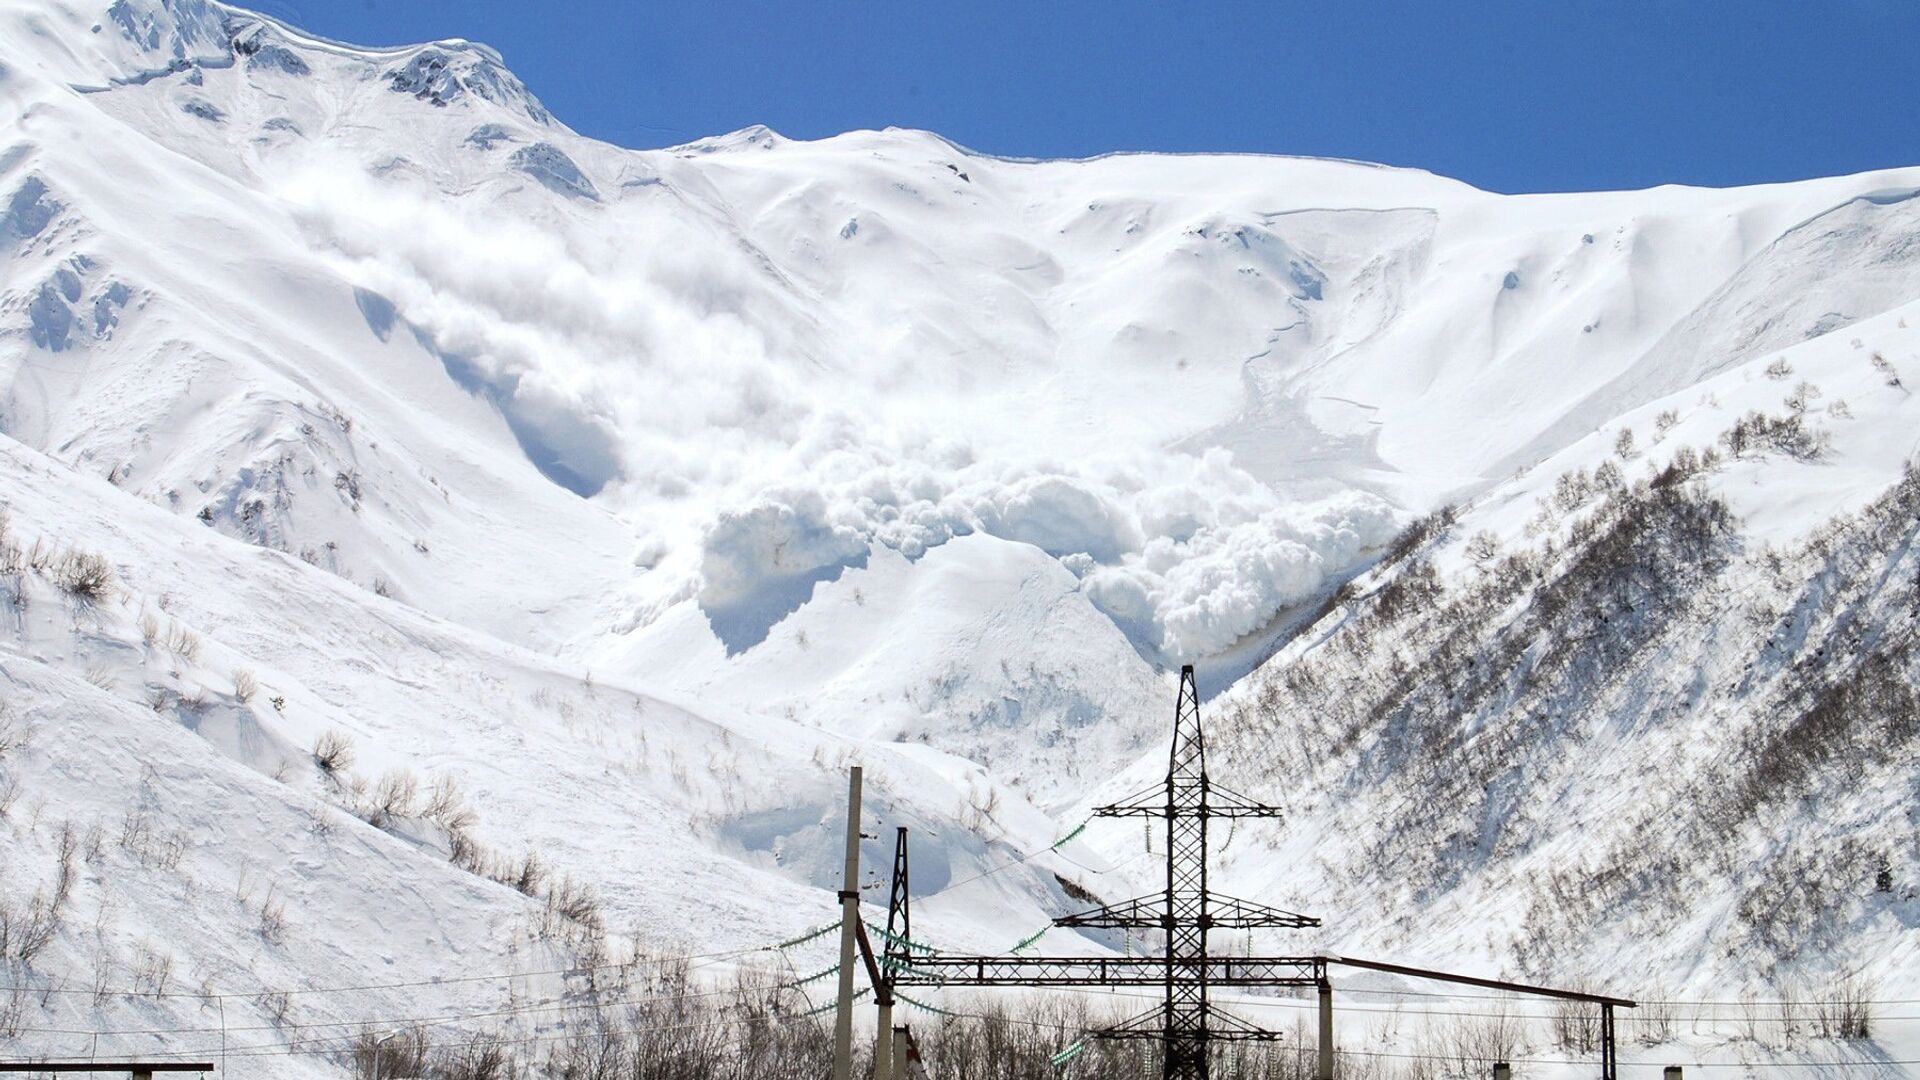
[1094,1003,1288,1043]
[1092,787,1285,819]
[1203,893,1320,929]
[1053,892,1170,929]
[1056,891,1317,929]
[889,955,1323,988]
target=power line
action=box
[890,993,1920,1071]
[0,920,842,1002]
[28,998,840,1065]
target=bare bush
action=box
[1634,987,1679,1045]
[447,826,487,875]
[0,512,21,575]
[53,548,115,600]
[0,710,28,759]
[258,888,288,944]
[0,894,59,966]
[164,622,202,663]
[1551,996,1600,1053]
[505,851,545,897]
[130,940,175,997]
[368,768,420,827]
[313,730,355,776]
[1465,530,1501,567]
[232,669,258,703]
[543,876,603,935]
[1814,972,1875,1040]
[422,774,477,832]
[1445,1002,1525,1072]
[1721,409,1826,460]
[353,1027,433,1080]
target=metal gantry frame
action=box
[868,664,1635,1080]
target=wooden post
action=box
[1317,978,1335,1080]
[832,767,864,1080]
[1492,1064,1511,1080]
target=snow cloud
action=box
[272,156,1398,660]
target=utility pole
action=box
[832,766,864,1080]
[1317,977,1335,1080]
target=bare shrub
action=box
[118,808,185,869]
[54,548,115,600]
[1381,504,1457,566]
[447,827,487,875]
[0,894,59,966]
[1551,996,1600,1053]
[130,940,174,997]
[0,531,21,577]
[258,888,288,944]
[543,876,603,934]
[0,710,28,759]
[232,669,258,703]
[367,769,420,827]
[312,730,355,775]
[257,988,293,1026]
[353,1027,432,1080]
[435,1032,516,1080]
[505,851,545,897]
[422,774,477,832]
[1445,1002,1525,1071]
[1721,410,1826,460]
[1465,530,1501,566]
[1814,971,1875,1040]
[1634,986,1679,1045]
[164,622,202,663]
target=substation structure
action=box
[837,665,1635,1080]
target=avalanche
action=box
[2,0,1919,1076]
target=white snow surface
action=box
[3,0,1920,1074]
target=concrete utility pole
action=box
[874,1007,893,1080]
[1317,978,1335,1080]
[832,766,864,1080]
[892,1025,911,1079]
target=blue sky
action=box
[268,0,1918,194]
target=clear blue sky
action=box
[263,0,1918,194]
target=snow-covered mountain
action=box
[3,0,1919,1074]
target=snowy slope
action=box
[4,0,1920,1073]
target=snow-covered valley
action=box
[2,0,1918,1075]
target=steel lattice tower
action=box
[1053,664,1316,1079]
